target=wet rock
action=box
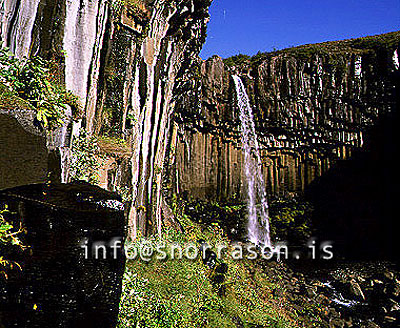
[383,316,396,323]
[356,276,366,284]
[388,280,400,297]
[361,321,380,328]
[379,307,388,315]
[0,182,126,328]
[316,294,331,306]
[372,281,386,298]
[387,299,400,312]
[305,285,318,298]
[328,307,341,319]
[383,271,395,281]
[349,280,366,301]
[343,316,353,327]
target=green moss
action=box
[223,54,251,67]
[98,135,130,156]
[0,83,33,111]
[99,135,128,147]
[118,200,301,328]
[269,200,314,244]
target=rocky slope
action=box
[169,32,400,201]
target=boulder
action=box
[0,182,126,328]
[0,109,48,190]
[329,318,345,328]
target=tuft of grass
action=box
[118,201,300,328]
[0,83,32,111]
[221,31,400,67]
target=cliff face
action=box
[1,2,399,239]
[0,0,212,238]
[170,32,400,201]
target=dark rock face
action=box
[0,183,126,328]
[0,111,48,190]
[167,33,400,259]
[307,106,400,259]
[170,32,400,202]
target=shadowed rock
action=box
[0,110,48,190]
[0,182,126,328]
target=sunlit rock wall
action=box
[0,0,213,237]
[170,32,400,201]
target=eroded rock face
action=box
[0,110,48,190]
[170,32,400,201]
[0,0,213,237]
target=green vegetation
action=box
[118,199,305,328]
[69,129,105,184]
[112,0,148,21]
[99,135,129,150]
[0,205,26,280]
[97,136,131,162]
[269,200,313,244]
[222,54,251,67]
[223,31,400,66]
[0,82,32,111]
[184,199,247,241]
[0,46,78,128]
[182,198,314,244]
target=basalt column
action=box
[171,33,400,202]
[0,0,214,239]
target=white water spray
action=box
[232,75,271,247]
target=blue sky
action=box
[200,0,400,59]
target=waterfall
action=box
[232,75,271,247]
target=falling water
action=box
[232,75,271,247]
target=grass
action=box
[117,201,301,328]
[0,83,33,111]
[98,135,131,158]
[223,31,400,67]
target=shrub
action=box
[0,205,25,279]
[0,46,78,128]
[69,129,105,184]
[223,54,251,67]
